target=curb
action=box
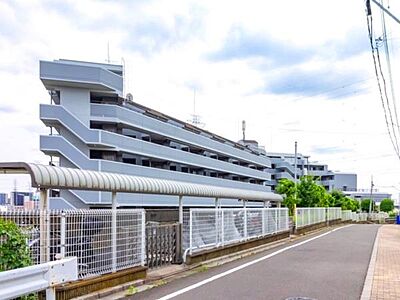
[360,226,380,300]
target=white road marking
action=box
[158,225,353,300]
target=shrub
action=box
[380,198,394,213]
[0,218,32,271]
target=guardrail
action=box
[183,208,289,256]
[0,257,77,300]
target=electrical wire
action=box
[379,0,400,131]
[366,1,400,159]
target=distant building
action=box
[344,190,391,206]
[0,193,7,205]
[267,152,357,192]
[11,192,33,206]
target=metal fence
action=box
[146,223,181,268]
[369,212,389,222]
[327,207,342,221]
[0,209,145,279]
[295,208,326,228]
[183,208,289,255]
[341,210,352,221]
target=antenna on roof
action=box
[188,88,205,128]
[242,120,246,141]
[107,41,110,63]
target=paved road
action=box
[132,225,379,300]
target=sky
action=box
[1,0,400,200]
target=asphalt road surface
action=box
[132,224,379,300]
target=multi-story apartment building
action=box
[267,152,357,192]
[39,59,274,209]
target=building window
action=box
[90,150,102,159]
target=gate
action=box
[146,223,182,268]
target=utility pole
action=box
[369,0,400,25]
[294,141,298,213]
[369,176,374,214]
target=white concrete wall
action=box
[60,87,90,127]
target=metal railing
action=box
[369,212,389,222]
[146,223,181,268]
[183,208,289,255]
[0,257,77,300]
[0,209,145,279]
[295,208,326,228]
[327,207,342,221]
[341,210,352,221]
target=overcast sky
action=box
[1,0,400,200]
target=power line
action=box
[365,2,400,160]
[288,78,372,102]
[379,0,400,135]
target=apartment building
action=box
[39,59,274,209]
[267,152,357,192]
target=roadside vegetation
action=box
[276,176,360,216]
[0,218,37,300]
[379,198,394,213]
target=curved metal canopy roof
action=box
[0,162,282,202]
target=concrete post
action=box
[39,189,49,263]
[189,209,193,255]
[262,203,266,236]
[215,198,219,245]
[243,200,247,239]
[112,192,117,272]
[60,212,66,259]
[178,195,183,225]
[178,195,183,262]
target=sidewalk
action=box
[368,225,400,300]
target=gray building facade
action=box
[39,59,274,209]
[267,153,357,192]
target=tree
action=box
[276,176,333,213]
[380,198,394,212]
[276,178,297,215]
[329,190,359,211]
[297,176,326,207]
[361,198,375,212]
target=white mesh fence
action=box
[0,209,145,279]
[183,208,289,254]
[327,207,342,221]
[369,212,389,221]
[341,210,352,221]
[295,208,326,228]
[357,213,368,221]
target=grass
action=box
[126,285,138,296]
